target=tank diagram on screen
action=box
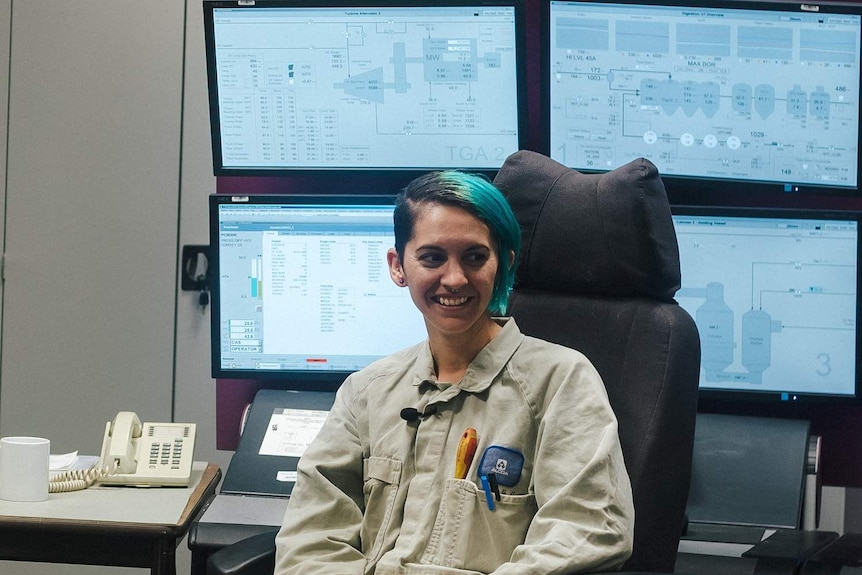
[549,3,861,188]
[674,220,857,395]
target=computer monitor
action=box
[203,0,526,175]
[210,194,427,382]
[545,0,862,196]
[671,205,862,407]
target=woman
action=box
[274,171,634,575]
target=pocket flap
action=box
[364,456,402,484]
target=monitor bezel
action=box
[203,0,529,176]
[209,192,421,383]
[671,203,862,412]
[541,0,862,198]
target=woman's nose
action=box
[441,262,468,289]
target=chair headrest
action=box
[493,150,681,301]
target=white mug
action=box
[0,436,50,502]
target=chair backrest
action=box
[494,151,701,572]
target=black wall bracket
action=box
[181,245,211,292]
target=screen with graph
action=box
[210,194,427,381]
[545,0,862,195]
[203,0,526,174]
[672,205,862,404]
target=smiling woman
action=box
[274,169,635,575]
[389,205,502,379]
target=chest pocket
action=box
[362,456,403,562]
[421,478,537,572]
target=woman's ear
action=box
[387,248,406,286]
[508,250,516,270]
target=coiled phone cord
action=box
[48,460,119,493]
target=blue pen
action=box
[480,474,495,511]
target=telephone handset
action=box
[49,411,196,492]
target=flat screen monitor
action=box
[671,205,862,406]
[203,0,526,175]
[545,0,862,196]
[210,194,427,382]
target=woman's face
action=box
[388,203,500,341]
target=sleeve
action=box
[274,379,368,575]
[491,358,635,575]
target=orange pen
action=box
[454,427,478,479]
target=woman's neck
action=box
[429,318,501,384]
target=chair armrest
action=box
[206,529,279,575]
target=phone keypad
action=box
[148,439,186,469]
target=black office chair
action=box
[494,150,701,573]
[206,151,701,575]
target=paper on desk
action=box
[49,452,101,473]
[50,451,79,471]
[259,409,328,457]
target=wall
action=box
[0,0,8,366]
[0,0,183,448]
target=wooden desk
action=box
[0,461,221,575]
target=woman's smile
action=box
[434,295,470,307]
[388,203,500,342]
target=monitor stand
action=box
[675,413,837,574]
[686,412,811,531]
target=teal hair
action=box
[393,171,521,315]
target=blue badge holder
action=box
[478,445,524,487]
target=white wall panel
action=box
[0,0,184,455]
[0,0,10,380]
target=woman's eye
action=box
[465,252,490,266]
[418,253,444,265]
